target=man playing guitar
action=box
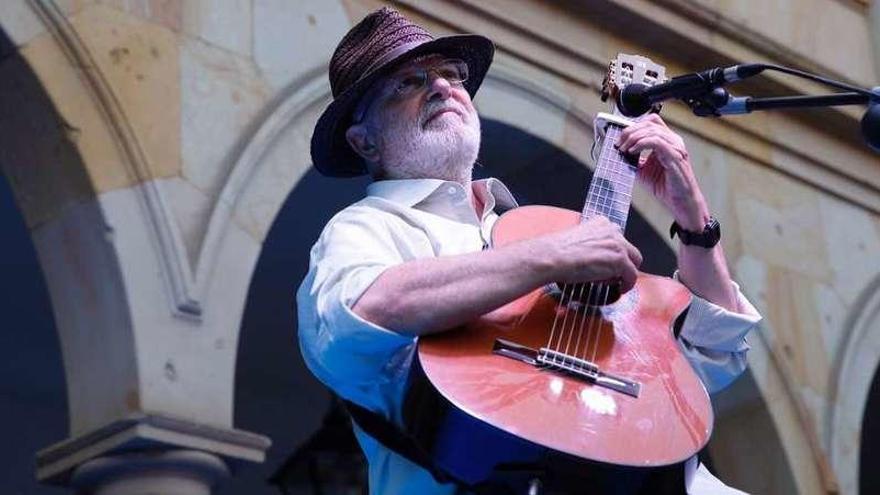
[299,7,761,495]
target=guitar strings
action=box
[553,281,580,365]
[562,282,589,362]
[586,283,613,366]
[571,281,596,369]
[546,282,577,366]
[586,127,636,367]
[544,282,567,367]
[577,125,630,371]
[545,123,634,372]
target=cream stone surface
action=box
[18,31,131,197]
[814,282,848,369]
[818,194,880,304]
[732,164,832,282]
[766,267,831,395]
[180,35,269,212]
[97,181,260,427]
[70,4,182,181]
[0,0,47,47]
[157,176,213,268]
[253,0,349,91]
[739,326,826,495]
[698,0,876,83]
[182,0,250,58]
[230,89,326,243]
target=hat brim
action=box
[311,35,495,177]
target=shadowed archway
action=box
[0,24,74,494]
[861,363,880,494]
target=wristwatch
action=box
[670,216,721,248]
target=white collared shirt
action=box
[297,178,761,495]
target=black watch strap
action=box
[670,216,721,248]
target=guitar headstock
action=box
[601,54,667,117]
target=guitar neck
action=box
[582,124,637,230]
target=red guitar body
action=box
[415,205,713,484]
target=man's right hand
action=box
[535,216,643,292]
[353,216,643,335]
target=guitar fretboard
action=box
[582,125,637,230]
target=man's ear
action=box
[345,123,380,162]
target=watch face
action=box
[700,217,721,247]
[674,217,721,247]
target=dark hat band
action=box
[359,40,428,81]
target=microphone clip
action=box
[682,87,734,117]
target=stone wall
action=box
[1,0,878,493]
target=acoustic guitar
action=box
[408,54,713,492]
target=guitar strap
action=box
[342,399,498,494]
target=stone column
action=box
[70,450,228,495]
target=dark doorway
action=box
[0,25,69,495]
[861,361,880,494]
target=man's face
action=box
[354,54,481,182]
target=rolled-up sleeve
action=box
[676,279,762,394]
[297,209,416,403]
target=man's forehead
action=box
[390,53,446,75]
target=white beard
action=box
[371,101,481,184]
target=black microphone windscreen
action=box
[618,83,652,117]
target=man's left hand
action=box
[616,114,709,231]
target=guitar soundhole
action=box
[547,282,622,307]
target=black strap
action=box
[342,399,474,490]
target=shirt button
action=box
[447,186,457,195]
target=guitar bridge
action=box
[492,339,641,398]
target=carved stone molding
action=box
[828,274,880,495]
[196,66,329,294]
[26,0,202,318]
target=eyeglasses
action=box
[353,59,469,123]
[387,58,469,99]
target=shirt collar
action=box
[366,178,518,210]
[366,179,449,207]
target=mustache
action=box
[421,101,465,125]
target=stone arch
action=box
[829,274,880,495]
[0,20,137,437]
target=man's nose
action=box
[426,73,452,101]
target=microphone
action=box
[617,63,766,117]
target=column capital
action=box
[36,413,271,486]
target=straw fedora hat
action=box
[310,7,495,177]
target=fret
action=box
[585,194,630,207]
[582,210,629,228]
[583,174,631,226]
[582,204,628,219]
[582,121,637,230]
[592,170,636,183]
[583,204,629,222]
[597,158,637,173]
[589,182,633,198]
